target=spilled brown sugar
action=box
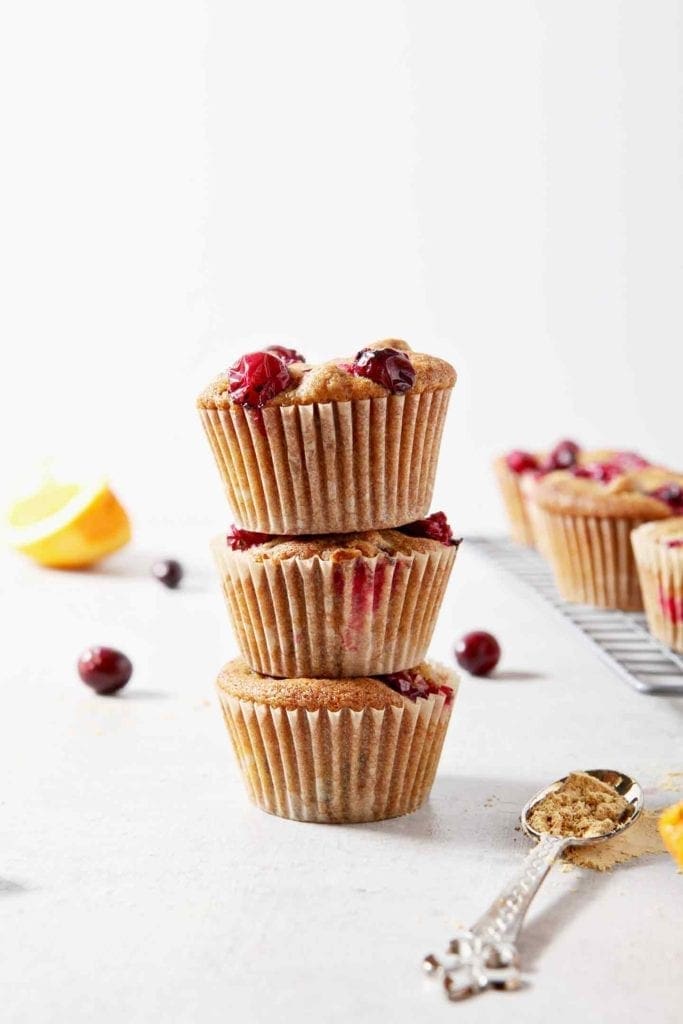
[528,772,630,840]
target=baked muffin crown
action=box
[216,659,458,712]
[218,520,461,563]
[535,467,683,520]
[197,339,456,409]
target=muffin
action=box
[493,441,650,550]
[212,512,460,678]
[216,658,458,823]
[198,340,456,534]
[631,518,683,652]
[534,465,683,610]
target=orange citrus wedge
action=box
[658,802,683,869]
[4,476,131,568]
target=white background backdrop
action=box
[1,0,682,536]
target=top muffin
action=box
[198,339,457,534]
[197,339,456,409]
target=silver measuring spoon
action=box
[424,768,643,1001]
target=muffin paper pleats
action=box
[537,509,645,611]
[217,689,453,823]
[200,389,452,534]
[212,540,457,678]
[632,530,683,653]
[492,458,535,547]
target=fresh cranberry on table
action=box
[547,439,580,471]
[506,450,538,474]
[264,344,306,365]
[228,351,292,407]
[78,646,133,695]
[227,525,271,551]
[151,559,183,589]
[399,511,459,546]
[349,347,416,394]
[455,631,501,676]
[380,669,453,704]
[649,484,683,511]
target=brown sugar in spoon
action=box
[423,769,643,1000]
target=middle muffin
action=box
[212,511,459,678]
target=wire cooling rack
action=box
[469,536,683,696]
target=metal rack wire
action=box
[469,536,683,696]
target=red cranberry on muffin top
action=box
[264,344,306,365]
[380,669,453,704]
[349,347,416,394]
[505,450,539,474]
[544,438,580,471]
[572,462,623,484]
[227,525,272,550]
[649,483,683,511]
[399,511,459,546]
[228,351,293,407]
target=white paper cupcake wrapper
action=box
[200,388,452,534]
[217,688,454,823]
[212,539,457,678]
[632,533,683,652]
[492,459,535,547]
[537,508,645,610]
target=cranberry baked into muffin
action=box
[198,340,456,534]
[631,517,683,652]
[535,466,683,610]
[213,512,460,678]
[493,440,650,550]
[216,658,458,823]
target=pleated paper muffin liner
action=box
[217,689,454,824]
[492,458,535,547]
[212,539,457,678]
[200,388,452,534]
[520,474,552,557]
[535,508,646,610]
[632,533,683,653]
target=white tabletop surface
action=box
[2,533,682,1024]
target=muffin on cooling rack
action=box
[632,517,683,653]
[493,440,650,551]
[534,465,683,610]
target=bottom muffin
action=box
[216,659,458,823]
[631,518,683,653]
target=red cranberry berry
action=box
[151,559,183,589]
[380,669,453,704]
[573,462,622,484]
[264,344,305,365]
[78,646,133,695]
[227,525,271,551]
[666,539,683,548]
[649,483,683,511]
[548,439,580,471]
[506,450,538,474]
[228,351,292,407]
[350,347,416,394]
[455,631,501,676]
[399,511,459,546]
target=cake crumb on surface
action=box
[528,772,630,839]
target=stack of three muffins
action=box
[198,340,460,823]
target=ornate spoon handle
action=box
[424,834,571,1000]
